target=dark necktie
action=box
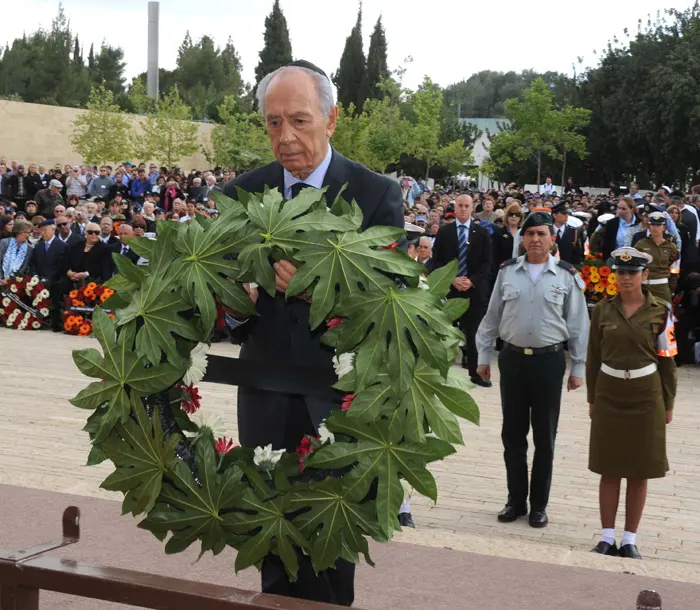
[121,245,128,256]
[290,182,306,199]
[458,224,469,277]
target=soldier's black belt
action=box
[202,354,339,397]
[503,342,565,356]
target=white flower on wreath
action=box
[39,308,49,317]
[318,421,335,445]
[1,297,9,307]
[37,289,50,300]
[333,352,355,379]
[9,285,18,293]
[253,444,285,472]
[183,342,209,386]
[32,321,41,330]
[27,276,39,289]
[184,411,227,440]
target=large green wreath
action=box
[70,187,479,579]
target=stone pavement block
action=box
[2,328,700,580]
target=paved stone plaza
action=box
[2,327,700,586]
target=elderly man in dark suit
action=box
[222,60,403,606]
[30,219,68,331]
[431,194,493,387]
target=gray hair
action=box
[256,66,335,118]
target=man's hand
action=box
[274,259,297,293]
[476,365,491,383]
[666,410,673,425]
[567,376,583,391]
[451,277,472,292]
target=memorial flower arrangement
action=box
[64,284,114,335]
[579,253,618,306]
[0,275,49,329]
[70,187,479,580]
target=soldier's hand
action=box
[476,365,491,382]
[665,410,673,425]
[567,375,583,391]
[274,259,297,293]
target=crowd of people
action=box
[402,176,700,367]
[0,159,233,330]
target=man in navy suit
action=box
[222,60,403,607]
[31,219,68,331]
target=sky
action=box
[3,0,697,92]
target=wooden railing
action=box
[0,507,341,610]
[0,506,664,609]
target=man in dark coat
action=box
[552,202,583,265]
[431,194,493,386]
[221,60,403,607]
[30,219,68,331]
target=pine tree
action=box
[254,0,293,86]
[364,16,389,101]
[333,5,366,113]
[73,36,83,68]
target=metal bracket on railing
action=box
[2,506,80,563]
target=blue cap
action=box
[38,219,55,227]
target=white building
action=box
[458,117,511,189]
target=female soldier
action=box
[587,247,677,559]
[634,212,679,305]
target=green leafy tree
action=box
[254,0,293,87]
[210,96,275,170]
[71,85,135,165]
[127,76,155,115]
[364,16,389,101]
[486,77,589,188]
[333,6,367,113]
[408,76,443,179]
[139,87,200,168]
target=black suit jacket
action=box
[555,225,583,265]
[57,232,85,250]
[222,149,404,449]
[493,226,517,268]
[31,238,67,286]
[431,220,492,308]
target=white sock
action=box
[601,528,616,545]
[621,531,637,547]
[399,499,411,514]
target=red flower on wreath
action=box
[215,437,235,455]
[177,383,202,414]
[341,393,355,412]
[381,241,399,250]
[297,435,320,472]
[326,317,343,330]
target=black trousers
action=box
[498,347,566,511]
[259,395,356,607]
[458,298,486,378]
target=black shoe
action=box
[497,505,528,523]
[398,513,415,528]
[461,354,468,369]
[618,543,642,559]
[470,376,492,388]
[529,510,548,528]
[591,541,618,556]
[52,326,62,333]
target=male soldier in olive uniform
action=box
[476,210,589,528]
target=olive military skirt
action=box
[589,370,668,479]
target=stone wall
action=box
[0,100,216,170]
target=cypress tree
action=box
[333,5,366,113]
[254,0,293,86]
[364,16,389,101]
[73,36,83,67]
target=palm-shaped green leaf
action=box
[228,489,309,580]
[116,266,201,367]
[286,227,424,329]
[333,279,454,394]
[99,393,180,516]
[139,438,246,557]
[70,309,183,441]
[288,479,382,573]
[308,414,441,537]
[174,213,256,333]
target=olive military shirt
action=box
[476,254,590,377]
[635,236,679,293]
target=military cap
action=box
[405,221,425,241]
[551,201,569,214]
[647,211,667,225]
[641,202,661,215]
[38,219,55,227]
[520,210,553,236]
[597,213,615,225]
[611,247,653,270]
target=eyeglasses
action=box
[86,230,100,236]
[57,222,69,227]
[507,212,522,218]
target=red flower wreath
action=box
[0,275,50,330]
